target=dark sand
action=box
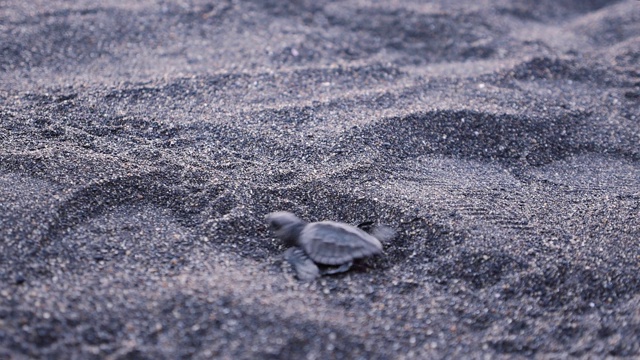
[1,0,639,358]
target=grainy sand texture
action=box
[1,0,639,358]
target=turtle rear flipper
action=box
[284,247,319,281]
[370,225,396,243]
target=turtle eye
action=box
[270,220,283,231]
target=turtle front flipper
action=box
[284,247,320,281]
[320,261,353,275]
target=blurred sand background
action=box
[1,0,639,358]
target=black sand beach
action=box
[1,0,639,358]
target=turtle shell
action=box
[298,221,383,265]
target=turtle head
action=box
[266,211,306,246]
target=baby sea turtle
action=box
[266,211,393,281]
